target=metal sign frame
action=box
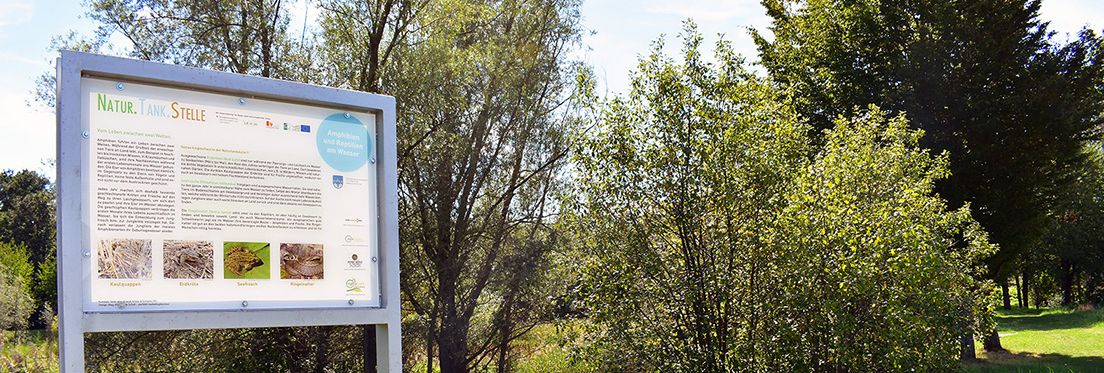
[56,51,401,372]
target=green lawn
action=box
[966,307,1104,372]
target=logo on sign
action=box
[333,175,344,189]
[348,254,363,269]
[346,278,365,293]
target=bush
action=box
[0,243,35,330]
[30,257,56,329]
[570,23,994,371]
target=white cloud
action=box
[644,0,763,22]
[0,0,33,39]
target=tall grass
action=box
[1,329,58,372]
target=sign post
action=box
[55,51,401,372]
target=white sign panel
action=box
[58,52,401,373]
[81,77,379,311]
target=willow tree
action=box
[86,0,309,78]
[571,24,994,371]
[36,0,315,106]
[370,0,584,370]
[318,0,425,92]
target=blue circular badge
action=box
[316,113,371,172]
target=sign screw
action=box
[241,300,248,307]
[371,256,378,263]
[239,98,246,105]
[348,299,354,305]
[344,112,351,119]
[116,82,124,91]
[81,130,89,139]
[83,251,90,257]
[369,157,375,164]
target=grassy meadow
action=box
[967,307,1104,372]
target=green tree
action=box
[571,24,994,371]
[87,0,310,78]
[365,0,582,370]
[317,0,424,92]
[1037,145,1104,305]
[0,169,57,327]
[755,0,1104,331]
[318,1,583,370]
[35,0,318,107]
[0,170,55,265]
[32,255,57,314]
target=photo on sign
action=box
[223,242,271,279]
[97,239,152,279]
[163,240,214,279]
[280,243,324,279]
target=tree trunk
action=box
[960,333,976,360]
[1061,259,1074,306]
[437,316,470,372]
[1073,270,1080,304]
[494,293,516,373]
[1022,272,1030,309]
[425,318,435,373]
[1001,281,1012,310]
[437,267,470,373]
[982,330,1004,352]
[1015,275,1024,308]
[1034,285,1042,310]
[495,329,511,373]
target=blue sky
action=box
[1,0,1101,174]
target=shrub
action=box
[570,23,994,371]
[0,243,35,330]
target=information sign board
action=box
[56,51,401,372]
[83,77,379,311]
